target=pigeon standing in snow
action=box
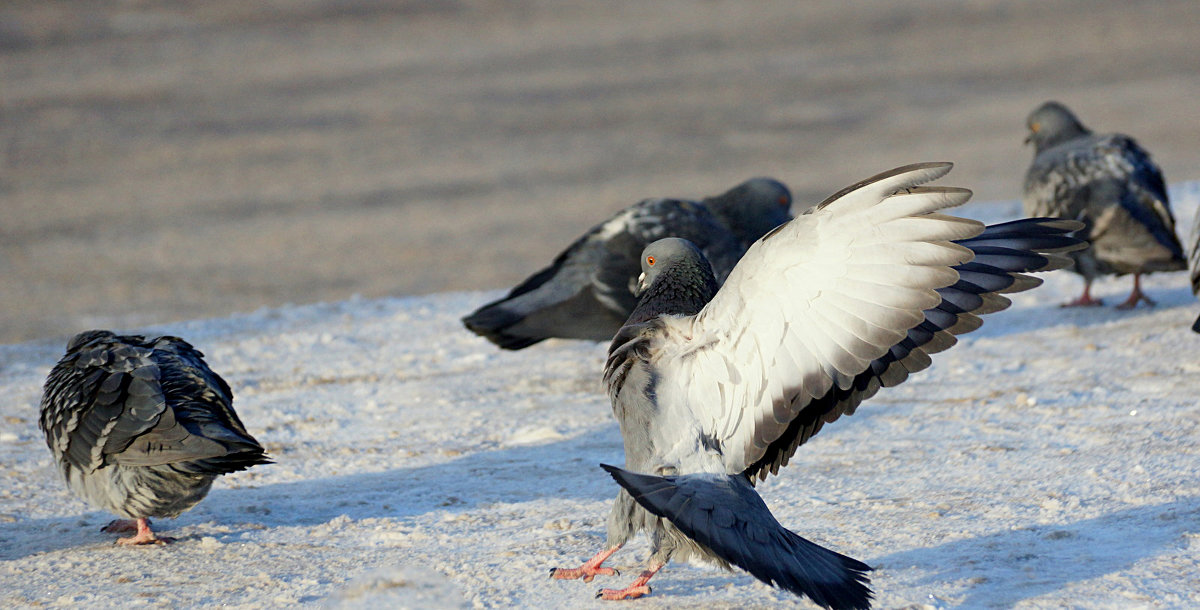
[1022,101,1186,308]
[39,330,271,545]
[550,163,1084,608]
[461,177,792,349]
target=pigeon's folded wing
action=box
[40,339,170,473]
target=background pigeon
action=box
[461,177,792,349]
[550,163,1083,608]
[39,330,271,545]
[1022,100,1186,308]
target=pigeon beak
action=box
[635,272,648,296]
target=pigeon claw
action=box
[596,585,651,600]
[1115,291,1155,310]
[116,534,175,546]
[1060,295,1103,307]
[550,566,619,582]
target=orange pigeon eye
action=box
[778,195,788,206]
[646,256,655,266]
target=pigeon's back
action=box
[462,197,744,348]
[40,331,269,478]
[1022,131,1111,219]
[1024,132,1184,274]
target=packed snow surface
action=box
[2,186,1199,609]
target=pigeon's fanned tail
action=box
[601,464,872,610]
[462,285,631,349]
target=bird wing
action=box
[593,198,742,302]
[463,198,737,347]
[1093,134,1183,257]
[40,337,171,473]
[39,335,261,473]
[130,336,269,473]
[629,163,986,475]
[743,216,1080,479]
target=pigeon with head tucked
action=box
[550,163,1084,608]
[39,330,271,545]
[1022,101,1186,308]
[462,178,792,349]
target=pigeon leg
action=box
[551,546,621,582]
[114,518,174,546]
[1061,279,1104,307]
[1115,274,1155,309]
[596,563,664,601]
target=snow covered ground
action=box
[2,184,1199,609]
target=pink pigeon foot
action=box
[1115,275,1155,310]
[1061,281,1103,307]
[110,518,174,546]
[596,566,662,601]
[551,547,620,582]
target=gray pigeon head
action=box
[636,238,709,295]
[1025,101,1091,153]
[625,238,719,327]
[702,178,793,245]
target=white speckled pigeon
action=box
[39,330,271,545]
[462,178,793,349]
[550,163,1084,608]
[1023,101,1186,308]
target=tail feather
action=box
[601,464,872,610]
[461,302,547,350]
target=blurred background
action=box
[2,0,1198,345]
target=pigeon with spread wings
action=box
[550,163,1084,608]
[39,331,271,545]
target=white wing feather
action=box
[650,163,984,474]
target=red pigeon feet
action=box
[1115,275,1155,310]
[106,518,174,545]
[595,567,662,601]
[550,547,620,583]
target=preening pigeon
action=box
[1022,101,1186,308]
[550,163,1085,608]
[39,330,271,545]
[462,178,792,349]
